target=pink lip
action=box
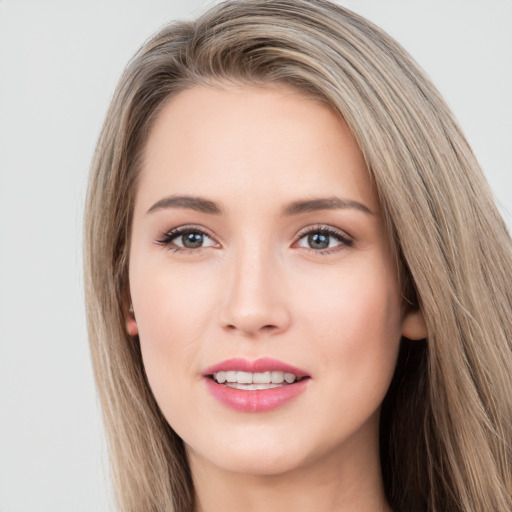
[202,357,310,378]
[202,357,311,413]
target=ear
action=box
[126,304,138,337]
[123,292,138,337]
[401,308,427,340]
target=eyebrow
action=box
[282,197,374,216]
[147,195,223,215]
[147,194,374,216]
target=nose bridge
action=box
[219,237,290,336]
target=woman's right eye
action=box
[156,227,217,251]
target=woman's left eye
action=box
[296,228,353,252]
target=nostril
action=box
[223,323,279,334]
[219,297,292,336]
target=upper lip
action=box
[202,357,310,378]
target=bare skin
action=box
[189,411,392,512]
[127,84,426,511]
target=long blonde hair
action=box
[84,1,512,510]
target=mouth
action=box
[202,358,311,412]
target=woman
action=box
[83,1,512,511]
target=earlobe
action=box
[126,303,139,337]
[402,308,428,340]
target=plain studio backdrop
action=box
[0,1,510,511]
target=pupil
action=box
[183,232,203,248]
[308,232,329,249]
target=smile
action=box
[203,358,310,412]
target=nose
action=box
[218,244,292,337]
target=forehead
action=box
[137,84,378,214]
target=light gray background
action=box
[0,1,510,511]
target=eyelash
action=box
[295,225,354,254]
[155,225,218,253]
[155,224,354,254]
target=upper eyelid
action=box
[165,224,215,237]
[295,224,353,240]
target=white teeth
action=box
[252,371,271,384]
[237,371,253,384]
[284,373,296,383]
[213,370,299,385]
[271,371,284,383]
[226,383,282,390]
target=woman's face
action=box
[128,84,425,477]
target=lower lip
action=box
[204,377,310,412]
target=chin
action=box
[186,433,309,477]
[210,453,303,477]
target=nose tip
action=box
[219,256,291,337]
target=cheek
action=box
[294,261,402,382]
[298,254,401,319]
[286,265,402,453]
[133,257,217,337]
[130,260,219,399]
